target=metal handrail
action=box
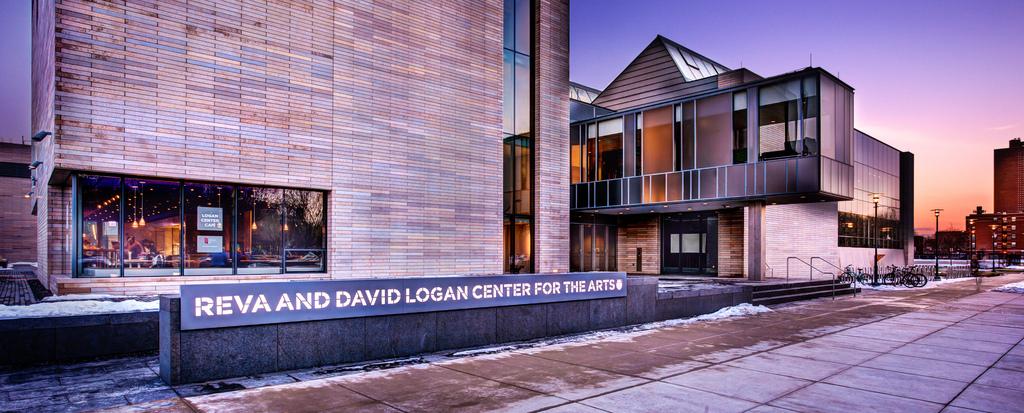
[786,256,837,300]
[812,257,857,298]
[764,263,774,279]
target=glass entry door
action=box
[661,212,718,275]
[570,222,618,272]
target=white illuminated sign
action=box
[180,273,627,330]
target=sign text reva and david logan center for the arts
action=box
[180,272,627,330]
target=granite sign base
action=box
[160,277,751,385]
[0,311,158,366]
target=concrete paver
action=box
[769,382,943,413]
[578,381,759,413]
[974,367,1024,391]
[860,353,989,382]
[950,383,1024,413]
[823,366,968,404]
[663,365,811,403]
[890,343,1004,367]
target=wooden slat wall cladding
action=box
[42,0,541,278]
[592,39,719,112]
[534,0,571,273]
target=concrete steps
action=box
[751,279,860,306]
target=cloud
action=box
[987,124,1018,131]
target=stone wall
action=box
[765,202,841,279]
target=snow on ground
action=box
[994,281,1024,294]
[855,276,979,291]
[41,293,147,302]
[457,303,773,358]
[0,299,158,319]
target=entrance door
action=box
[661,213,718,275]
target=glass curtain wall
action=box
[503,0,533,273]
[838,132,902,249]
[75,175,325,277]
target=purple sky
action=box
[571,0,1024,233]
[0,0,30,145]
[1,1,1021,233]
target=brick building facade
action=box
[29,0,569,294]
[967,139,1024,255]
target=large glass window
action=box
[79,175,121,277]
[237,187,283,274]
[503,0,533,273]
[76,177,326,277]
[123,179,180,276]
[597,118,623,180]
[285,190,326,272]
[758,79,800,159]
[642,105,674,174]
[759,76,821,160]
[696,93,733,168]
[184,183,233,275]
[682,101,695,170]
[570,125,582,183]
[733,91,748,164]
[504,216,532,273]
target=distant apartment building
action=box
[568,36,915,277]
[995,138,1024,213]
[968,139,1024,254]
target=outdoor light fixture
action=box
[23,191,32,199]
[31,131,52,142]
[28,161,42,170]
[870,193,881,286]
[931,208,944,280]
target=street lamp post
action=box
[932,209,943,281]
[871,193,881,286]
[990,224,999,271]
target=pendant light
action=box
[138,182,147,227]
[250,193,258,230]
[130,185,138,228]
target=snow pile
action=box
[0,299,158,319]
[994,281,1024,294]
[455,303,773,358]
[41,293,142,302]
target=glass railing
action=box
[571,155,850,210]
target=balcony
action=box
[570,155,852,212]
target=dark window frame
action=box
[72,172,328,278]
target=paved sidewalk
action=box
[3,275,1023,412]
[0,269,39,306]
[177,275,1024,413]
